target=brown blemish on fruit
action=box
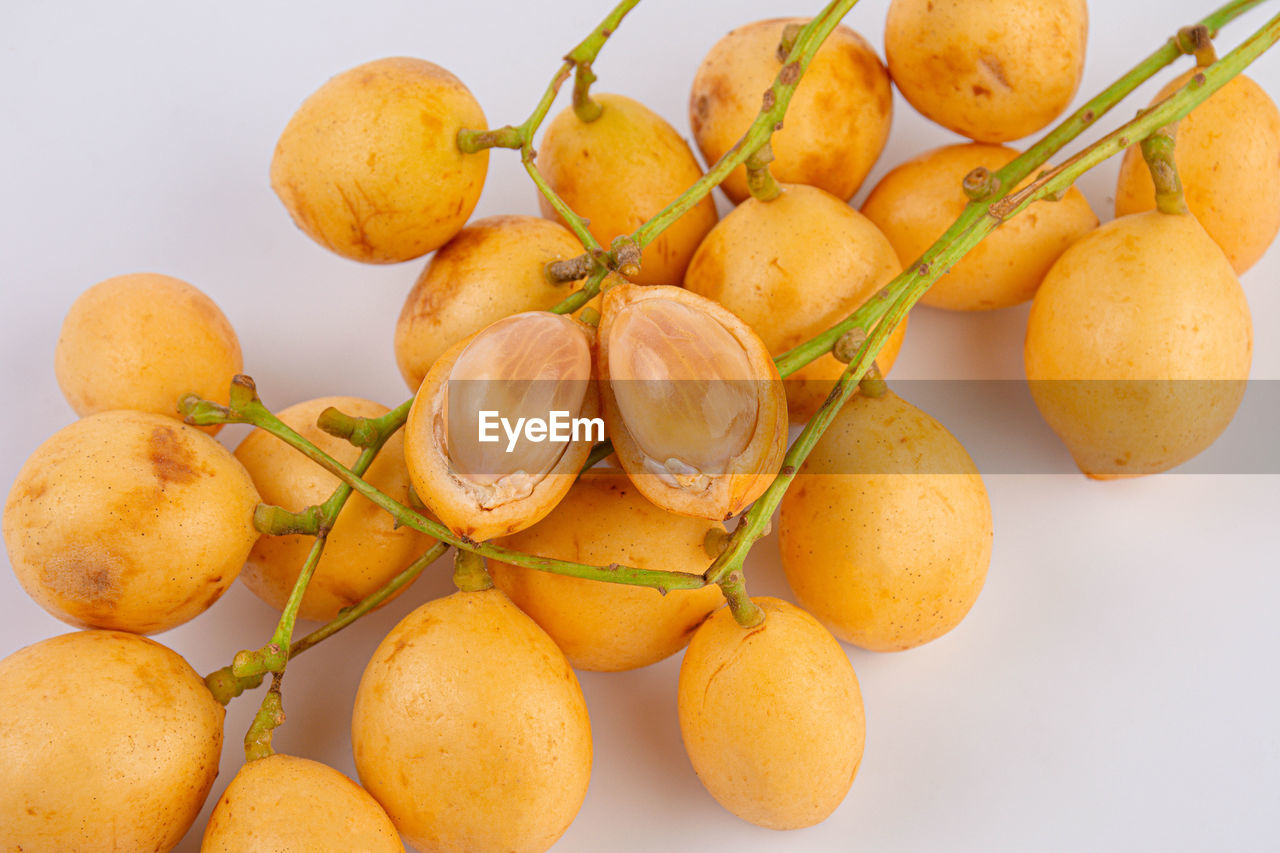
[149,425,198,485]
[40,549,125,608]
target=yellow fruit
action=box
[492,470,724,671]
[690,18,892,203]
[234,396,433,622]
[1025,210,1252,478]
[861,143,1098,310]
[394,215,588,390]
[1115,72,1280,273]
[4,410,260,633]
[352,588,592,853]
[54,273,242,433]
[779,390,992,651]
[404,311,600,541]
[536,93,718,285]
[0,630,223,853]
[271,57,488,263]
[678,597,865,829]
[597,283,787,520]
[685,183,907,421]
[201,754,403,853]
[885,0,1088,142]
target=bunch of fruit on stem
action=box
[3,0,1278,850]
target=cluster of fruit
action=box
[2,0,1277,850]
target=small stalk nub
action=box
[776,22,804,62]
[962,166,1001,201]
[745,141,782,202]
[1176,24,1218,67]
[453,548,494,592]
[1139,125,1189,215]
[573,62,603,123]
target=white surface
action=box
[3,1,1279,851]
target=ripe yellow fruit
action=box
[861,143,1098,310]
[404,311,600,541]
[201,754,403,853]
[779,390,992,651]
[598,283,787,520]
[885,0,1088,142]
[689,18,892,203]
[0,630,223,853]
[271,57,488,263]
[233,396,433,622]
[54,273,242,432]
[394,215,588,390]
[4,410,260,633]
[1115,72,1280,274]
[536,93,718,285]
[352,588,592,853]
[492,471,724,671]
[685,183,907,421]
[678,597,865,829]
[1025,210,1252,478]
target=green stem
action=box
[745,141,782,201]
[243,675,284,762]
[453,548,494,592]
[707,7,1280,587]
[719,572,765,628]
[573,62,603,122]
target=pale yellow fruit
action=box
[685,183,907,421]
[598,284,787,520]
[1116,72,1280,274]
[271,57,488,263]
[536,93,718,285]
[492,470,724,671]
[394,215,588,390]
[352,588,592,853]
[779,390,992,651]
[404,311,600,541]
[678,597,865,830]
[861,143,1098,310]
[4,410,260,633]
[885,0,1088,142]
[234,396,433,622]
[201,754,403,853]
[690,18,892,203]
[55,273,242,433]
[0,630,223,853]
[1025,211,1252,478]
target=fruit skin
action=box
[271,57,488,263]
[685,183,907,421]
[677,597,865,830]
[779,390,992,651]
[536,93,718,286]
[201,754,404,853]
[404,312,600,542]
[862,143,1098,310]
[1115,72,1280,274]
[394,215,587,391]
[492,470,724,671]
[597,284,787,521]
[3,410,260,633]
[885,0,1088,142]
[352,588,592,853]
[55,272,242,433]
[1025,211,1252,478]
[234,396,433,622]
[0,630,224,853]
[689,18,892,203]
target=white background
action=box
[3,1,1279,850]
